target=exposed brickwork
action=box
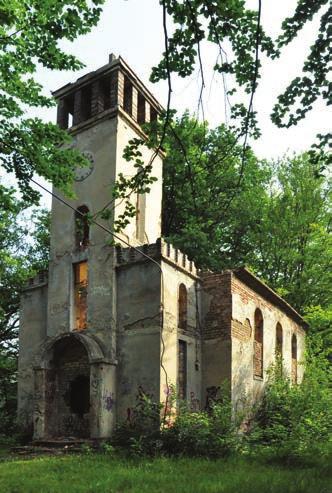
[201,272,232,340]
[110,70,124,108]
[91,80,104,116]
[253,341,263,378]
[132,86,138,122]
[56,98,68,129]
[231,318,252,342]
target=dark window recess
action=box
[75,205,89,250]
[81,85,92,121]
[276,323,283,357]
[178,340,187,401]
[150,107,158,122]
[101,77,111,110]
[291,334,297,384]
[178,284,188,330]
[254,308,263,378]
[69,375,90,418]
[123,77,132,116]
[137,93,146,124]
[58,94,74,129]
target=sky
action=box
[25,0,332,206]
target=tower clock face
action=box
[74,151,95,182]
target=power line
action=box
[30,176,171,415]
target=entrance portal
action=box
[46,337,90,438]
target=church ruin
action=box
[18,55,307,441]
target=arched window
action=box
[253,308,263,378]
[178,284,187,330]
[276,323,283,358]
[75,205,89,250]
[291,334,297,384]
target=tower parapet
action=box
[53,54,163,133]
[116,238,198,278]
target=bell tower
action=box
[18,55,164,441]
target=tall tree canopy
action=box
[160,114,331,314]
[0,0,105,204]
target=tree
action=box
[0,0,105,204]
[153,1,331,162]
[161,112,270,270]
[251,154,331,312]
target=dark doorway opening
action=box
[69,375,90,418]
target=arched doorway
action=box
[47,337,90,438]
[34,332,115,441]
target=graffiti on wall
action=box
[102,390,115,412]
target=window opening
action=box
[81,85,92,121]
[75,205,89,250]
[74,261,88,331]
[123,77,132,116]
[291,334,297,384]
[254,308,263,378]
[137,93,146,124]
[276,323,283,357]
[178,284,188,330]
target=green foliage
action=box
[113,382,239,458]
[304,305,332,358]
[162,402,239,458]
[248,344,332,465]
[272,0,331,161]
[155,0,331,161]
[0,0,105,204]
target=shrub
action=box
[113,383,240,458]
[248,340,332,465]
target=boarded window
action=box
[291,334,297,384]
[253,308,263,378]
[178,284,187,330]
[74,262,88,331]
[135,193,146,242]
[75,205,89,250]
[178,340,187,401]
[276,323,283,357]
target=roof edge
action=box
[231,267,308,329]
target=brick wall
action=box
[201,272,232,340]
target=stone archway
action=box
[47,336,91,438]
[33,333,116,441]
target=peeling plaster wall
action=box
[115,117,163,246]
[116,261,161,421]
[47,117,118,348]
[18,284,48,432]
[161,261,201,411]
[230,275,306,408]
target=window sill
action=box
[253,376,264,382]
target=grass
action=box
[0,452,331,493]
